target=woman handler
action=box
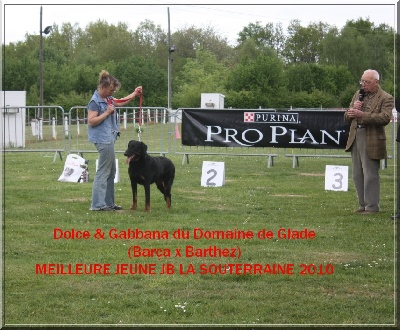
[88,70,142,211]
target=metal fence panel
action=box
[1,105,395,169]
[2,105,66,161]
[67,106,174,158]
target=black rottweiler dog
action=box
[124,140,175,211]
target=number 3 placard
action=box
[201,161,225,187]
[324,165,348,191]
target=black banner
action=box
[182,109,349,149]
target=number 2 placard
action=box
[324,165,348,191]
[201,161,225,187]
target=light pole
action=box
[167,7,175,110]
[39,5,52,118]
[168,44,175,110]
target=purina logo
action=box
[244,112,299,124]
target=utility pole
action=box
[167,7,175,110]
[39,5,44,114]
[39,6,52,118]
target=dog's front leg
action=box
[144,184,151,212]
[131,181,138,210]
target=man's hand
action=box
[347,108,363,119]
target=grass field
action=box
[2,145,397,326]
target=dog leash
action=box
[138,91,143,141]
[108,90,143,140]
[113,87,142,104]
[113,95,134,104]
[139,92,143,126]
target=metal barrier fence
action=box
[1,106,396,169]
[67,106,174,158]
[2,105,66,161]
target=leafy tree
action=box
[173,48,228,108]
[115,55,168,107]
[235,39,263,62]
[338,85,358,108]
[225,90,265,109]
[131,19,169,71]
[52,90,92,112]
[320,18,394,82]
[286,63,314,93]
[289,89,337,108]
[3,39,39,92]
[283,20,331,64]
[172,25,231,61]
[78,20,136,63]
[1,16,394,110]
[285,63,353,106]
[72,64,99,95]
[171,25,233,76]
[237,21,286,57]
[226,51,287,107]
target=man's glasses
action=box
[359,79,375,85]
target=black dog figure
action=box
[124,140,175,211]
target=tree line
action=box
[2,17,397,111]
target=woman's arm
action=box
[114,86,142,106]
[88,103,115,127]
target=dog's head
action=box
[124,140,148,164]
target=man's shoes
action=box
[391,214,400,220]
[360,210,378,215]
[113,205,123,210]
[354,208,378,215]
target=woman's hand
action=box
[106,103,115,115]
[135,86,142,95]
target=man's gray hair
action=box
[364,69,380,81]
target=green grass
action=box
[2,150,397,326]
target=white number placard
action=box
[201,161,225,187]
[96,159,120,183]
[325,165,348,191]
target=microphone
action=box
[358,88,366,101]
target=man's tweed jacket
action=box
[344,86,394,160]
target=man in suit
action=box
[344,69,394,214]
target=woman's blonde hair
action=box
[98,70,121,91]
